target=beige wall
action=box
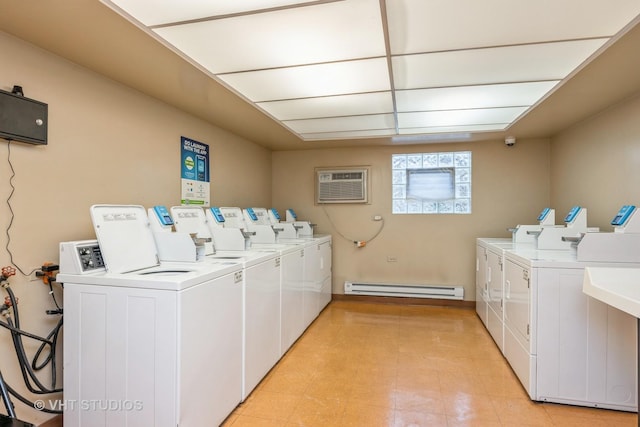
[272,138,551,299]
[0,31,271,423]
[550,94,640,229]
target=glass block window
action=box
[392,151,471,214]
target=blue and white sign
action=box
[180,136,210,206]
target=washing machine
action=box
[243,207,330,349]
[57,205,244,427]
[207,206,304,355]
[503,246,637,411]
[475,238,512,344]
[168,205,281,400]
[266,207,332,320]
[476,208,561,350]
[305,233,332,314]
[282,208,334,313]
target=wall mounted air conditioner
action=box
[315,167,369,204]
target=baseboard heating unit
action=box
[344,281,464,300]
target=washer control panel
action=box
[59,240,106,274]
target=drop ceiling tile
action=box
[392,39,608,89]
[386,0,640,54]
[398,107,527,128]
[104,0,325,26]
[396,81,559,112]
[284,113,396,133]
[258,92,393,120]
[219,58,391,102]
[100,0,640,142]
[153,0,385,73]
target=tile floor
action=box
[223,300,637,426]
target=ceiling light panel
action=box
[395,81,559,112]
[398,107,528,129]
[284,114,396,133]
[152,0,385,74]
[303,129,396,140]
[386,0,640,54]
[258,92,393,120]
[104,0,327,26]
[219,58,391,102]
[392,133,472,143]
[392,39,608,89]
[398,124,509,135]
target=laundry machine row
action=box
[476,205,640,412]
[169,205,332,356]
[58,204,332,427]
[475,208,556,340]
[58,205,244,427]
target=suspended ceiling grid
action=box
[101,0,640,143]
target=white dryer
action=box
[58,205,244,427]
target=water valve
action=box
[1,266,16,286]
[1,266,16,280]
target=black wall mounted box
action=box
[0,89,48,145]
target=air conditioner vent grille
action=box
[319,181,365,201]
[316,168,369,204]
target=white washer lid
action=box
[247,207,271,225]
[219,207,248,229]
[170,205,212,238]
[90,204,159,273]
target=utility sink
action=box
[583,267,640,318]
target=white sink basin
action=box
[583,267,640,318]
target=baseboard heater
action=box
[344,281,464,300]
